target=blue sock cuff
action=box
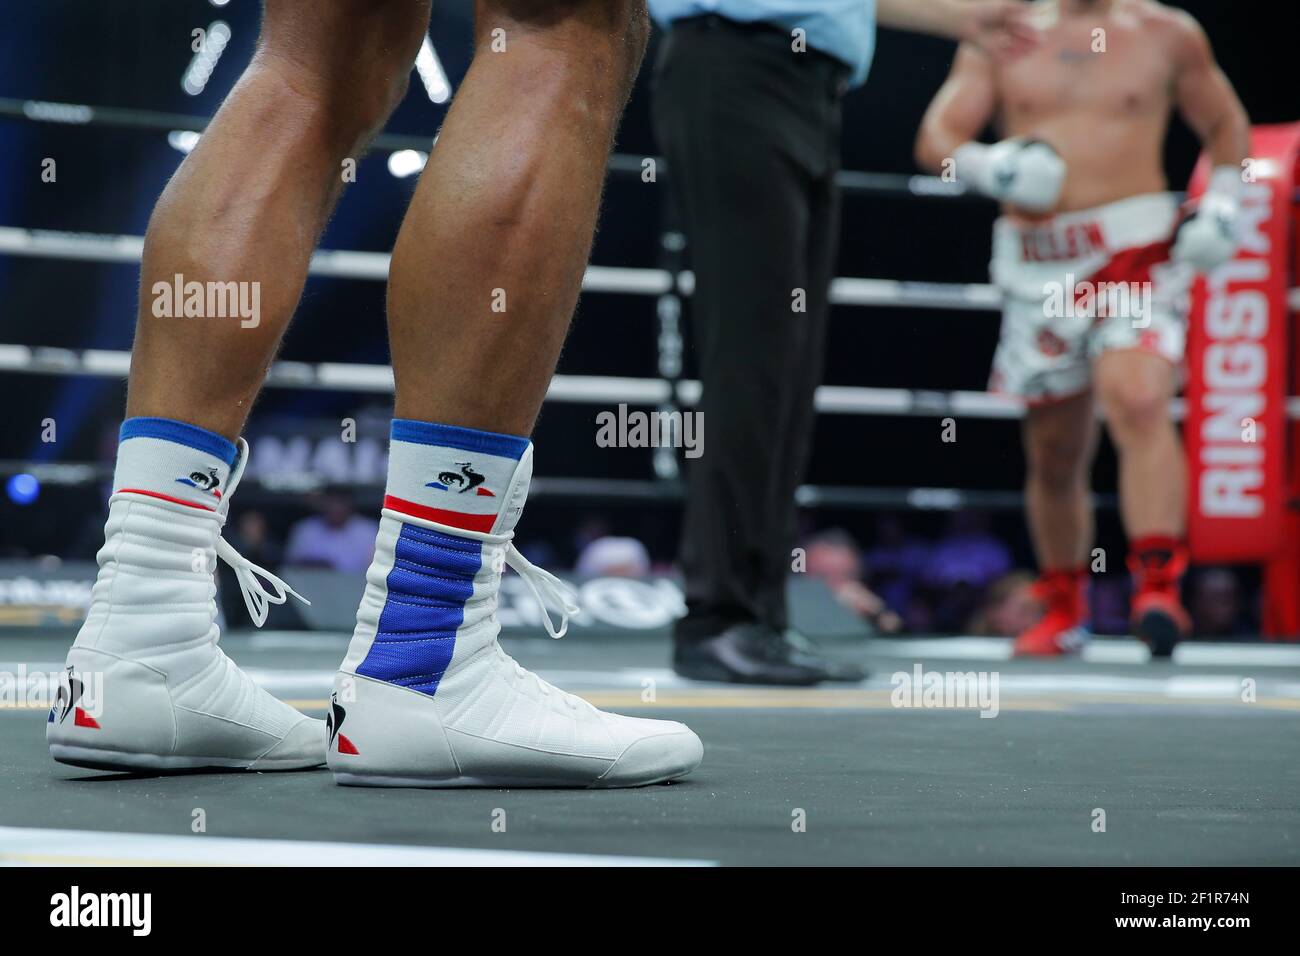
[391,419,529,460]
[120,417,239,466]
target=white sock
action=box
[113,416,238,512]
[342,419,533,693]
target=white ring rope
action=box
[2,225,1300,420]
[6,343,1300,422]
[2,225,1298,313]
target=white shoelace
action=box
[504,543,580,640]
[206,438,311,629]
[215,537,311,628]
[492,641,587,711]
[213,534,571,636]
[495,544,585,710]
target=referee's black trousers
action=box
[652,15,846,640]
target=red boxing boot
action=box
[1013,567,1089,657]
[1129,535,1190,659]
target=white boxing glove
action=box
[955,137,1067,212]
[1172,165,1243,273]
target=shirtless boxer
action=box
[915,0,1250,656]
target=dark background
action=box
[0,0,1293,630]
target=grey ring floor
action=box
[3,629,1298,865]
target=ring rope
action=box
[3,226,1298,313]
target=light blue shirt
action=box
[649,0,877,87]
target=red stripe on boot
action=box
[383,495,497,533]
[117,488,218,512]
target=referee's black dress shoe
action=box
[673,623,828,686]
[781,629,868,683]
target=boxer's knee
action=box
[255,0,430,143]
[480,0,649,100]
[485,0,648,36]
[1097,365,1174,446]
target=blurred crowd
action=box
[16,469,1260,640]
[798,514,1261,639]
[217,494,1260,639]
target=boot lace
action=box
[493,543,586,710]
[215,537,310,628]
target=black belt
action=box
[673,13,851,89]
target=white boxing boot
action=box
[48,418,324,772]
[328,420,703,788]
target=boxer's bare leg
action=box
[1022,392,1099,569]
[387,0,649,435]
[55,3,431,776]
[1094,350,1185,539]
[126,0,430,440]
[327,2,704,791]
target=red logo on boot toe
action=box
[55,667,100,729]
[327,693,360,755]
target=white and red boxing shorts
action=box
[988,192,1193,403]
